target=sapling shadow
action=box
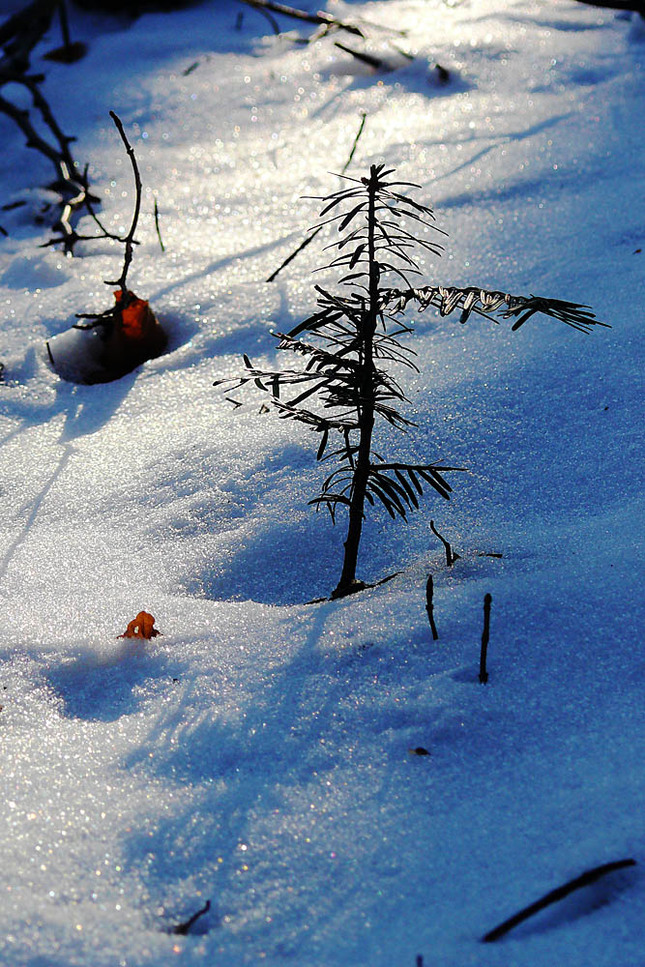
[217,163,606,599]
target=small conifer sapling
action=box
[217,164,606,599]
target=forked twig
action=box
[0,0,95,248]
[104,110,142,294]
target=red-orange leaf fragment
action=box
[114,290,166,353]
[118,611,161,640]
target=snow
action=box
[1,0,644,964]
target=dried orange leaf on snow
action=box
[118,611,161,640]
[47,289,166,386]
[114,289,165,351]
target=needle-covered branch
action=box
[384,285,606,334]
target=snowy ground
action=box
[1,0,644,964]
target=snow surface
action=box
[1,0,644,964]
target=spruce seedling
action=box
[217,163,606,599]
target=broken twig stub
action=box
[479,593,492,684]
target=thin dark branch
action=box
[479,593,491,684]
[267,113,368,282]
[425,574,439,640]
[342,112,367,175]
[102,111,142,296]
[0,1,97,249]
[482,859,637,943]
[239,0,366,36]
[154,198,165,252]
[267,227,322,283]
[171,899,211,936]
[430,519,459,566]
[334,41,383,70]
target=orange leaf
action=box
[117,611,161,640]
[113,290,164,346]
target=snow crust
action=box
[1,0,643,964]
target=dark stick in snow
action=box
[425,574,439,640]
[430,519,458,566]
[482,859,637,942]
[240,0,365,37]
[104,110,143,297]
[267,113,367,282]
[172,899,211,936]
[479,593,491,684]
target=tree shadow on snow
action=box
[183,517,341,605]
[115,597,420,941]
[45,646,183,723]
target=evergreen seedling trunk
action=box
[333,167,380,597]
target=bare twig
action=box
[425,573,439,640]
[171,899,211,936]
[0,0,95,247]
[103,110,143,297]
[482,859,637,942]
[334,41,383,70]
[0,82,74,179]
[267,113,367,282]
[154,198,165,252]
[479,593,491,684]
[342,112,367,174]
[250,2,281,34]
[74,113,143,328]
[430,519,459,566]
[240,0,365,37]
